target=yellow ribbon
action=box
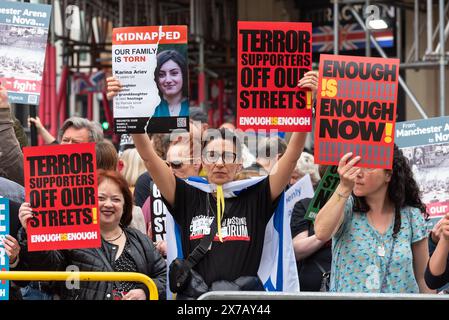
[216,185,225,242]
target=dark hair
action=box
[257,136,287,159]
[154,49,189,98]
[202,128,242,160]
[148,133,170,160]
[96,140,118,170]
[97,169,133,227]
[353,144,428,237]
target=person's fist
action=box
[106,77,122,100]
[18,202,34,231]
[28,116,44,131]
[297,71,319,100]
[155,240,167,257]
[440,213,449,241]
[430,217,444,243]
[3,235,20,263]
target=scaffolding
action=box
[331,0,448,118]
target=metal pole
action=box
[427,0,433,54]
[433,1,449,52]
[414,0,419,61]
[365,0,371,57]
[438,0,446,116]
[334,0,339,54]
[396,7,402,59]
[434,19,449,54]
[350,7,429,119]
[198,36,205,109]
[119,0,123,27]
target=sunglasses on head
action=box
[166,158,194,169]
[166,161,184,169]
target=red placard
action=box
[112,25,187,45]
[23,143,100,251]
[237,21,312,132]
[314,54,400,169]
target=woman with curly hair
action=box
[314,145,434,293]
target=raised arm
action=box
[268,132,306,201]
[314,153,361,242]
[106,77,176,205]
[268,71,319,201]
[28,116,56,144]
[131,133,176,207]
[425,214,449,289]
[412,238,435,293]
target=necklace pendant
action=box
[377,245,386,257]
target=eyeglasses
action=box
[203,150,237,164]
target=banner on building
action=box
[112,25,189,134]
[237,21,313,132]
[396,116,449,229]
[315,54,399,169]
[0,0,51,105]
[23,144,100,251]
[0,198,9,300]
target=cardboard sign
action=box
[396,116,449,231]
[23,144,100,251]
[142,181,168,243]
[315,54,399,169]
[305,166,339,222]
[285,174,315,220]
[237,21,312,132]
[0,198,9,300]
[112,25,189,134]
[0,0,52,105]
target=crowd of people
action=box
[1,67,449,300]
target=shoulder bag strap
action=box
[186,216,218,267]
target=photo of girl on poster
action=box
[152,49,189,118]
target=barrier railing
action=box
[0,271,159,300]
[198,291,449,300]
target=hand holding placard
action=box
[337,153,361,195]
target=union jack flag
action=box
[313,23,394,52]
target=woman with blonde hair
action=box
[119,148,147,193]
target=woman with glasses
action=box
[131,127,307,299]
[314,145,434,293]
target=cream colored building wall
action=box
[404,8,449,120]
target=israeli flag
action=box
[165,175,314,298]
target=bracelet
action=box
[335,191,350,201]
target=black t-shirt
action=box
[290,198,332,292]
[162,177,281,286]
[134,172,153,208]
